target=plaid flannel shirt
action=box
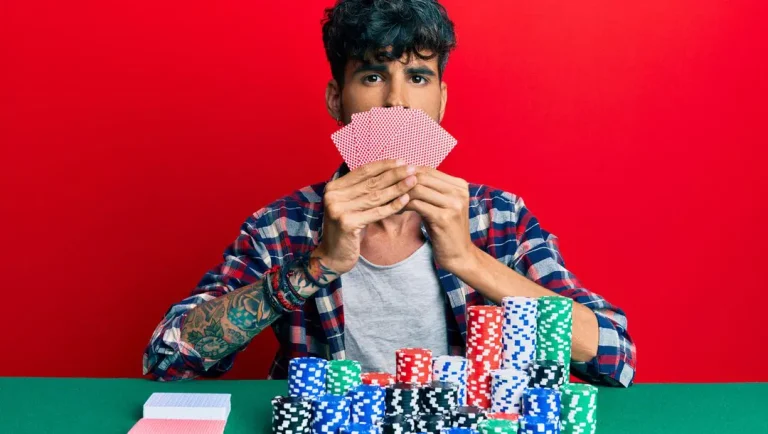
[143,163,636,387]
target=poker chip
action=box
[327,360,362,396]
[519,415,560,434]
[490,369,528,414]
[440,428,479,434]
[528,360,567,390]
[312,394,350,434]
[395,348,432,384]
[362,372,396,386]
[349,384,386,425]
[415,413,448,434]
[381,414,415,434]
[340,422,382,434]
[420,381,459,415]
[288,357,328,399]
[560,384,597,434]
[485,412,519,422]
[466,306,503,409]
[536,296,573,380]
[385,383,421,416]
[476,419,518,434]
[271,396,312,434]
[432,356,468,406]
[501,297,537,372]
[522,388,561,421]
[450,406,487,429]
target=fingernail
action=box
[405,176,416,187]
[406,165,416,174]
[396,159,406,166]
[400,194,410,204]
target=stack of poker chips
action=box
[385,383,421,416]
[560,384,597,434]
[466,306,503,408]
[288,357,328,399]
[432,356,468,406]
[536,296,573,381]
[501,297,537,372]
[440,428,479,434]
[490,369,528,414]
[340,422,381,434]
[272,396,313,434]
[415,413,448,433]
[395,348,433,384]
[312,395,350,434]
[381,414,415,434]
[450,406,487,429]
[349,384,386,424]
[522,388,561,420]
[328,360,363,396]
[528,360,568,390]
[420,381,459,415]
[519,415,560,434]
[362,372,396,386]
[477,418,518,434]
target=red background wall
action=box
[1,0,766,382]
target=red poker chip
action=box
[487,412,520,421]
[361,372,396,386]
[395,348,433,384]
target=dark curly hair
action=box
[322,0,457,90]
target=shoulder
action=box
[244,181,328,240]
[467,182,527,226]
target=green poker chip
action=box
[536,296,574,379]
[326,359,362,396]
[477,418,518,434]
[560,383,598,434]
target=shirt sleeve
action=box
[142,211,286,381]
[503,192,637,387]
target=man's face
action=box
[326,49,448,125]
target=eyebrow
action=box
[353,63,436,77]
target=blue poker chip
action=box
[340,422,382,434]
[288,357,328,399]
[441,429,479,434]
[522,388,561,420]
[519,415,560,434]
[349,384,386,424]
[312,395,350,434]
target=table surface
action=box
[0,378,766,433]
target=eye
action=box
[364,74,383,83]
[411,75,429,85]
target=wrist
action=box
[445,244,483,278]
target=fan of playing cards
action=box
[331,107,458,170]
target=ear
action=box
[326,79,343,122]
[438,80,448,123]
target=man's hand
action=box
[314,159,418,274]
[404,167,478,273]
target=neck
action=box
[362,210,423,240]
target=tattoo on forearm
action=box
[181,256,338,363]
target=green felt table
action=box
[0,378,766,433]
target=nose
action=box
[384,80,409,109]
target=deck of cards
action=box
[331,107,458,170]
[128,393,230,433]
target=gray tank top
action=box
[341,241,449,374]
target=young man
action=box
[143,0,636,387]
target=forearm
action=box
[451,247,599,362]
[180,253,340,368]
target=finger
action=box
[352,194,412,226]
[415,166,467,189]
[329,159,406,191]
[403,198,442,219]
[342,173,418,212]
[344,164,417,200]
[408,184,454,208]
[415,170,460,194]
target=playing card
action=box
[350,111,370,169]
[377,109,457,168]
[331,123,356,169]
[358,107,410,167]
[128,419,226,434]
